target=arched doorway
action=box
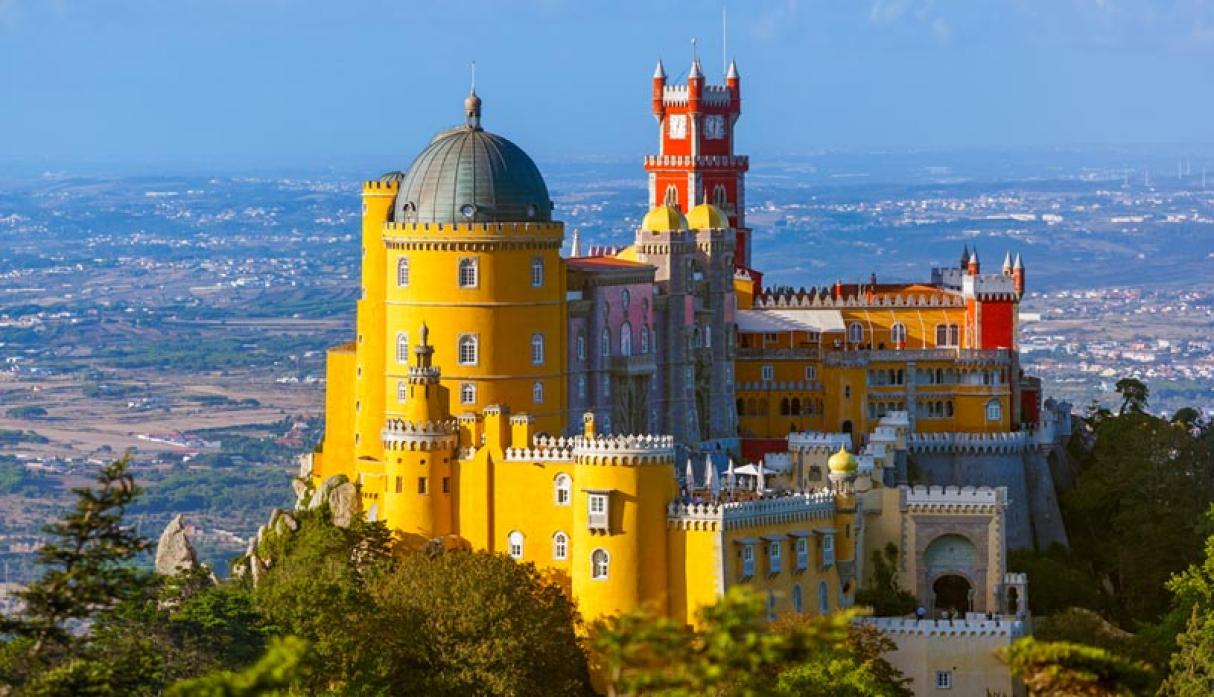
[933,575,972,615]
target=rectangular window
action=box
[935,671,952,689]
[442,477,450,494]
[804,365,816,382]
[458,257,479,288]
[588,493,609,531]
[395,476,402,494]
[769,541,782,575]
[417,477,427,495]
[460,382,477,405]
[531,256,545,287]
[822,534,835,567]
[761,365,774,382]
[795,537,809,570]
[741,544,755,578]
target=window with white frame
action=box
[805,365,817,382]
[458,257,479,288]
[795,537,809,570]
[588,493,609,530]
[664,184,678,207]
[458,335,478,365]
[935,670,952,689]
[987,399,1002,421]
[768,540,782,574]
[822,534,835,567]
[577,332,586,362]
[396,332,409,364]
[531,333,545,365]
[554,473,571,506]
[891,322,907,345]
[460,382,476,405]
[792,584,803,613]
[591,549,610,579]
[552,532,568,561]
[507,531,524,560]
[530,256,544,288]
[620,322,632,356]
[397,257,409,287]
[741,543,755,577]
[532,381,544,404]
[600,328,611,357]
[848,322,864,344]
[948,324,960,346]
[397,381,407,403]
[761,365,774,382]
[713,184,727,208]
[640,326,650,354]
[818,581,830,614]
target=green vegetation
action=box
[1000,637,1155,697]
[855,542,918,617]
[4,406,47,418]
[132,466,293,517]
[0,462,58,496]
[0,429,49,446]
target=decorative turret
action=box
[1012,253,1025,297]
[1002,251,1012,275]
[570,228,582,257]
[464,88,482,130]
[652,59,666,120]
[968,248,981,276]
[687,56,704,111]
[960,243,970,270]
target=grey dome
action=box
[393,97,552,225]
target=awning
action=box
[736,308,846,334]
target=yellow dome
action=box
[686,202,728,230]
[827,445,858,474]
[641,205,688,232]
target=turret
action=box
[1012,253,1025,296]
[687,57,704,111]
[725,58,740,101]
[1002,251,1013,275]
[651,59,666,120]
[960,243,970,270]
[968,248,981,276]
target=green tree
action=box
[855,543,917,617]
[999,637,1154,697]
[1158,505,1214,695]
[165,636,310,697]
[1114,378,1149,415]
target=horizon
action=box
[3,1,1214,174]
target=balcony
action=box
[825,348,1010,367]
[610,354,656,376]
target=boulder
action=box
[155,514,200,577]
[328,481,359,528]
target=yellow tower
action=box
[375,90,567,435]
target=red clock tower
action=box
[645,56,752,269]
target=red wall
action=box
[980,301,1015,349]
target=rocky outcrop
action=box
[155,514,201,576]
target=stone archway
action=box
[932,574,973,615]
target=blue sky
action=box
[2,0,1213,172]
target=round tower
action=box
[381,325,458,544]
[570,425,677,621]
[380,92,567,434]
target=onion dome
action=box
[640,204,688,233]
[392,91,553,225]
[827,445,858,474]
[686,201,728,230]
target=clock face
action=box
[705,115,726,140]
[668,115,687,140]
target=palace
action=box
[306,56,1069,696]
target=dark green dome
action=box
[393,92,552,225]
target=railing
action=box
[825,348,1010,366]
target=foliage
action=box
[1008,547,1106,616]
[164,636,310,697]
[1158,505,1214,695]
[855,542,918,617]
[1034,608,1158,668]
[589,587,911,697]
[0,429,49,445]
[131,466,293,516]
[0,462,59,496]
[5,405,47,418]
[1114,377,1149,415]
[999,637,1154,697]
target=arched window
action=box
[948,324,961,346]
[935,324,949,346]
[458,335,478,365]
[532,381,544,404]
[396,332,409,364]
[704,325,712,348]
[818,581,830,614]
[791,398,801,415]
[460,382,476,405]
[576,332,586,362]
[792,584,803,613]
[507,531,524,560]
[577,376,586,399]
[622,289,631,310]
[552,532,568,561]
[891,322,907,345]
[780,398,790,416]
[396,257,409,287]
[531,333,545,365]
[620,322,632,356]
[986,399,1002,421]
[458,257,479,288]
[713,184,728,208]
[848,322,863,344]
[397,381,407,403]
[591,549,610,579]
[664,185,679,207]
[530,256,545,288]
[600,328,611,357]
[736,398,744,416]
[554,473,572,506]
[640,326,650,354]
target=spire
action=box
[688,38,703,79]
[725,458,736,491]
[704,458,718,497]
[960,243,970,269]
[653,58,666,80]
[1002,251,1012,272]
[726,58,739,80]
[970,247,980,264]
[685,456,696,488]
[755,462,766,494]
[414,322,434,369]
[570,229,582,257]
[1013,252,1023,270]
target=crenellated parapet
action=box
[735,378,823,392]
[380,221,564,251]
[902,485,1006,513]
[643,154,748,169]
[907,431,1028,455]
[825,349,1010,368]
[504,445,574,462]
[572,433,676,466]
[788,432,852,453]
[753,291,964,310]
[667,491,836,531]
[381,417,460,451]
[858,617,1026,638]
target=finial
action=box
[1013,252,1023,270]
[470,60,476,92]
[653,58,666,80]
[570,228,582,257]
[464,72,482,131]
[689,38,703,79]
[1002,251,1012,271]
[726,58,739,80]
[420,321,430,347]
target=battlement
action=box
[381,417,460,451]
[362,179,400,193]
[858,617,1026,638]
[667,490,836,530]
[735,378,822,392]
[643,154,749,170]
[1004,572,1028,585]
[903,485,1006,510]
[753,291,963,310]
[907,431,1028,454]
[825,349,1011,368]
[788,432,852,452]
[381,220,564,241]
[504,445,574,462]
[962,273,1017,301]
[573,433,676,465]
